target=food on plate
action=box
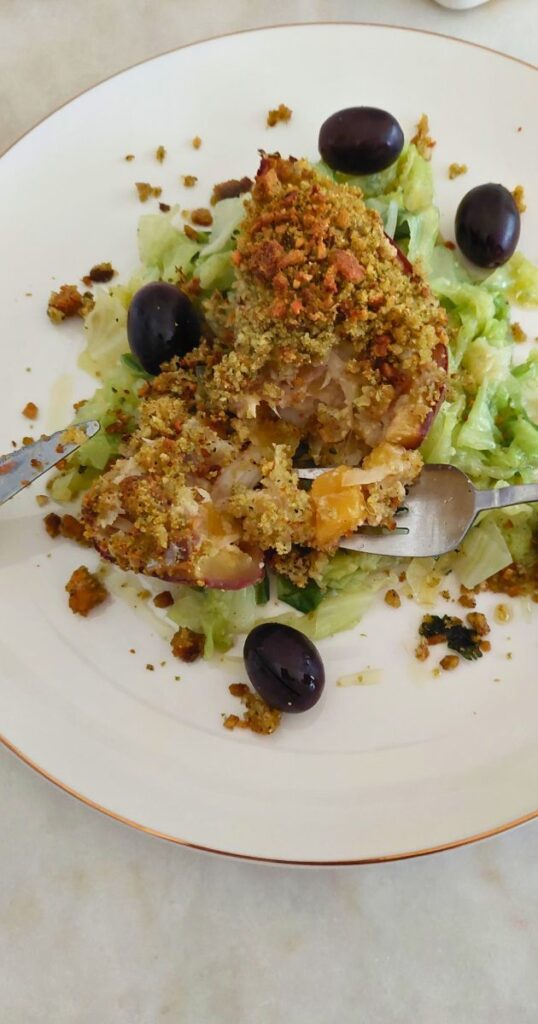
[79,152,447,588]
[243,622,325,712]
[65,565,108,616]
[127,281,201,374]
[223,682,282,734]
[266,103,292,127]
[455,183,521,268]
[319,106,404,174]
[45,107,538,693]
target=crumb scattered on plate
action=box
[135,182,162,203]
[448,162,468,180]
[266,103,292,127]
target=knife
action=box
[0,420,100,506]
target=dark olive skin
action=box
[127,282,200,374]
[319,106,404,175]
[243,623,325,713]
[455,183,520,268]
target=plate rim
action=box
[1,21,537,865]
[1,20,535,163]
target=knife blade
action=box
[0,420,100,506]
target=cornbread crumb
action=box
[65,566,107,616]
[411,114,436,160]
[511,185,526,213]
[135,182,162,203]
[82,262,116,285]
[153,590,174,609]
[47,284,94,321]
[384,588,401,608]
[155,145,166,163]
[448,163,468,180]
[440,654,459,671]
[223,683,281,734]
[192,136,202,149]
[35,494,49,507]
[440,589,451,601]
[211,177,252,205]
[511,322,527,343]
[183,224,199,241]
[466,612,490,637]
[415,639,430,662]
[159,202,171,213]
[171,627,204,662]
[44,511,88,545]
[190,207,213,227]
[124,154,135,161]
[22,402,38,420]
[44,512,61,538]
[267,104,292,128]
[458,590,476,609]
[494,603,511,624]
[146,663,154,671]
[182,175,198,188]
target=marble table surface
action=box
[1,2,537,1021]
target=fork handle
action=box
[474,482,538,512]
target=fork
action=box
[296,464,538,558]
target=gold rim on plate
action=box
[1,22,537,864]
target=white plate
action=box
[1,24,537,863]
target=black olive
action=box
[319,106,404,175]
[127,282,200,374]
[455,184,520,268]
[243,623,325,713]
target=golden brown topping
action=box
[22,401,38,420]
[211,177,252,205]
[511,322,527,343]
[440,654,459,671]
[135,182,162,202]
[458,588,476,609]
[190,207,213,227]
[47,284,94,322]
[494,603,512,623]
[171,627,204,662]
[384,588,401,608]
[487,561,538,600]
[59,514,88,545]
[44,512,61,538]
[415,640,430,662]
[512,185,526,213]
[155,145,166,163]
[466,612,490,636]
[66,566,108,616]
[411,114,436,160]
[44,511,88,545]
[448,163,468,180]
[266,104,292,127]
[124,154,135,161]
[80,155,447,585]
[223,683,281,734]
[192,136,202,149]
[182,175,198,188]
[82,262,116,285]
[153,590,174,609]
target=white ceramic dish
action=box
[1,24,537,864]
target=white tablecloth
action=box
[2,3,537,1021]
